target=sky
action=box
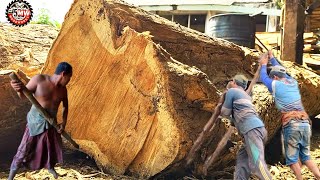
[0,0,74,23]
[0,0,270,24]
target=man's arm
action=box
[268,51,280,66]
[268,51,291,79]
[246,65,261,96]
[11,74,40,98]
[25,75,40,92]
[270,57,280,66]
[58,89,69,133]
[221,90,233,116]
[259,52,273,92]
[259,65,273,92]
[62,89,69,128]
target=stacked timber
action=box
[255,32,320,54]
[303,33,320,53]
[308,8,320,32]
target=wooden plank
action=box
[310,24,320,28]
[309,16,320,20]
[311,27,320,31]
[308,11,320,15]
[256,32,314,52]
[256,32,281,45]
[309,13,320,18]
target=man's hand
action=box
[57,123,65,133]
[10,80,23,92]
[226,81,232,90]
[259,52,269,65]
[268,50,274,59]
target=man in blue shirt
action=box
[259,51,320,180]
[221,73,272,180]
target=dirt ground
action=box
[0,125,319,180]
[0,139,136,180]
[268,126,320,180]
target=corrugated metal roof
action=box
[124,0,269,6]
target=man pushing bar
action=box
[8,62,72,180]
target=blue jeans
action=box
[283,120,311,165]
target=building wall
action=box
[156,11,208,33]
[156,11,268,34]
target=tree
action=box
[32,8,61,29]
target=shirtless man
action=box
[8,62,72,180]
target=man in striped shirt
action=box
[259,51,320,180]
[221,74,272,180]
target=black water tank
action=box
[207,14,256,48]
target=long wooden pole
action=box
[150,93,226,180]
[185,93,226,165]
[9,72,79,149]
[202,126,234,176]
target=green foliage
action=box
[52,20,61,29]
[275,0,284,9]
[31,8,61,29]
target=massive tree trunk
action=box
[40,0,320,178]
[43,4,221,176]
